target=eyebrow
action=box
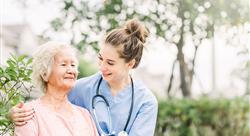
[98,53,115,62]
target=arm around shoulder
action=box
[14,101,38,136]
[14,116,38,136]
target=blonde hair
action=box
[32,41,78,92]
[105,18,149,68]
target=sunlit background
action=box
[1,0,249,98]
[1,0,250,135]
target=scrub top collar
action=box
[98,75,133,103]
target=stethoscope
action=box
[92,75,134,136]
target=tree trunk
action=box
[166,59,177,97]
[177,26,191,97]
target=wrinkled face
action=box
[47,48,78,91]
[98,44,134,83]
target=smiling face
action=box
[98,44,135,83]
[47,48,78,92]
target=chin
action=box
[63,84,75,90]
[102,75,111,81]
[103,77,116,84]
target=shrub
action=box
[155,97,250,136]
[0,55,33,135]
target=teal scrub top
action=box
[68,72,158,136]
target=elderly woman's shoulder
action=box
[71,104,93,119]
[72,104,89,114]
[24,99,38,106]
[22,99,41,113]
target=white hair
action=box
[32,41,78,92]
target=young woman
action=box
[10,19,158,136]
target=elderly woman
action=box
[14,41,97,136]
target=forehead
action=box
[99,44,121,59]
[54,48,77,62]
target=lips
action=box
[64,75,76,80]
[64,77,75,80]
[102,73,112,77]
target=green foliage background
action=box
[156,97,250,136]
[77,58,98,78]
[0,55,33,135]
[0,56,249,136]
[1,0,249,135]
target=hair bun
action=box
[125,19,149,43]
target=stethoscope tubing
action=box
[92,75,134,134]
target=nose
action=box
[66,66,76,74]
[99,61,108,72]
[66,69,73,74]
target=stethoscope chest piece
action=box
[118,131,128,136]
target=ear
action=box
[41,73,48,82]
[127,59,136,69]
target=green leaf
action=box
[17,55,27,62]
[26,58,33,65]
[6,60,15,68]
[0,67,3,74]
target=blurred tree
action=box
[227,24,250,95]
[77,58,98,78]
[45,0,249,97]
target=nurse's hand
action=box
[9,102,34,126]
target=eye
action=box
[98,56,103,61]
[107,61,114,66]
[71,64,76,67]
[60,63,66,66]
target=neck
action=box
[108,75,131,96]
[43,90,68,103]
[41,85,70,111]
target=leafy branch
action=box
[0,55,33,135]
